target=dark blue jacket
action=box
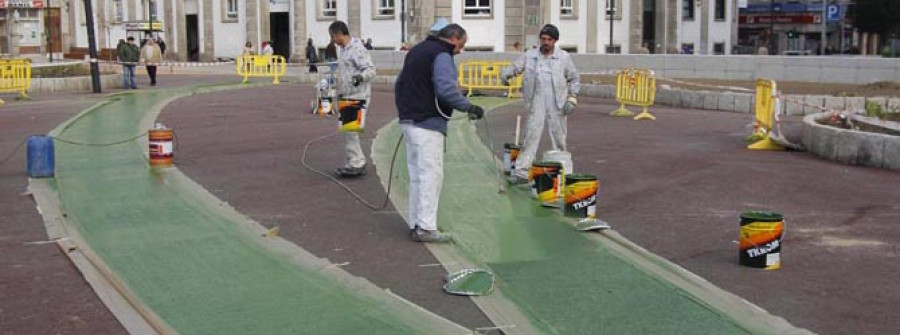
[395,36,472,129]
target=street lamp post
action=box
[606,0,616,54]
[769,0,775,55]
[46,0,53,62]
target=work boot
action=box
[335,166,366,178]
[410,226,452,243]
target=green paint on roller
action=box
[443,269,494,296]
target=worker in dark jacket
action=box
[394,24,484,243]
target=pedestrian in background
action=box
[329,20,376,178]
[324,41,337,61]
[156,37,167,58]
[140,38,162,86]
[117,36,140,89]
[306,38,318,73]
[394,24,484,243]
[261,41,274,56]
[502,24,580,182]
[364,38,373,50]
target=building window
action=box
[464,0,492,17]
[321,0,337,19]
[681,43,694,54]
[226,0,238,18]
[682,0,694,21]
[713,42,726,55]
[113,0,124,23]
[715,0,726,21]
[605,0,622,20]
[146,0,158,21]
[375,0,395,17]
[561,0,574,17]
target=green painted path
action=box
[49,85,467,334]
[372,97,750,334]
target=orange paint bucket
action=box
[148,124,173,168]
[563,174,598,218]
[338,99,367,132]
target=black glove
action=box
[467,105,484,120]
[562,96,578,116]
[351,74,364,86]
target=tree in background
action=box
[851,0,900,37]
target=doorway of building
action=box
[643,0,656,53]
[186,14,199,61]
[270,12,291,61]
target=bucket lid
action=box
[565,173,597,182]
[532,161,562,168]
[740,211,783,221]
[504,143,520,149]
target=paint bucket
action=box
[338,99,366,132]
[542,150,573,176]
[26,135,54,178]
[739,211,784,270]
[148,123,173,168]
[563,174,598,218]
[502,143,520,175]
[317,96,333,116]
[529,161,563,207]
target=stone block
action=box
[717,92,736,112]
[883,137,900,170]
[865,97,888,113]
[833,130,861,165]
[844,97,866,114]
[734,93,753,113]
[702,92,719,110]
[803,95,827,115]
[888,98,900,112]
[824,96,847,112]
[682,91,704,109]
[851,131,886,168]
[780,94,802,116]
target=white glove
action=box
[562,96,578,115]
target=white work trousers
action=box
[513,83,567,178]
[343,132,366,169]
[402,124,445,231]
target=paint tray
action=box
[443,269,494,296]
[575,218,611,231]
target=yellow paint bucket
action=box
[563,174,598,218]
[739,211,784,270]
[338,99,367,132]
[529,161,563,207]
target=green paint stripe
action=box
[373,97,748,334]
[53,87,467,334]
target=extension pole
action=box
[514,115,521,146]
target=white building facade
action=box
[58,0,740,62]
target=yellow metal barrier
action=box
[457,61,522,99]
[236,55,287,84]
[610,68,656,120]
[747,79,784,150]
[0,59,32,105]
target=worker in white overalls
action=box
[502,24,580,181]
[329,20,376,177]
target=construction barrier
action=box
[610,68,656,120]
[458,61,522,99]
[236,55,286,84]
[747,79,784,150]
[0,58,31,105]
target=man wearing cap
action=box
[502,24,580,181]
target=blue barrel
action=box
[26,135,55,178]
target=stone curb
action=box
[802,112,900,170]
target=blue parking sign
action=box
[826,4,840,21]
